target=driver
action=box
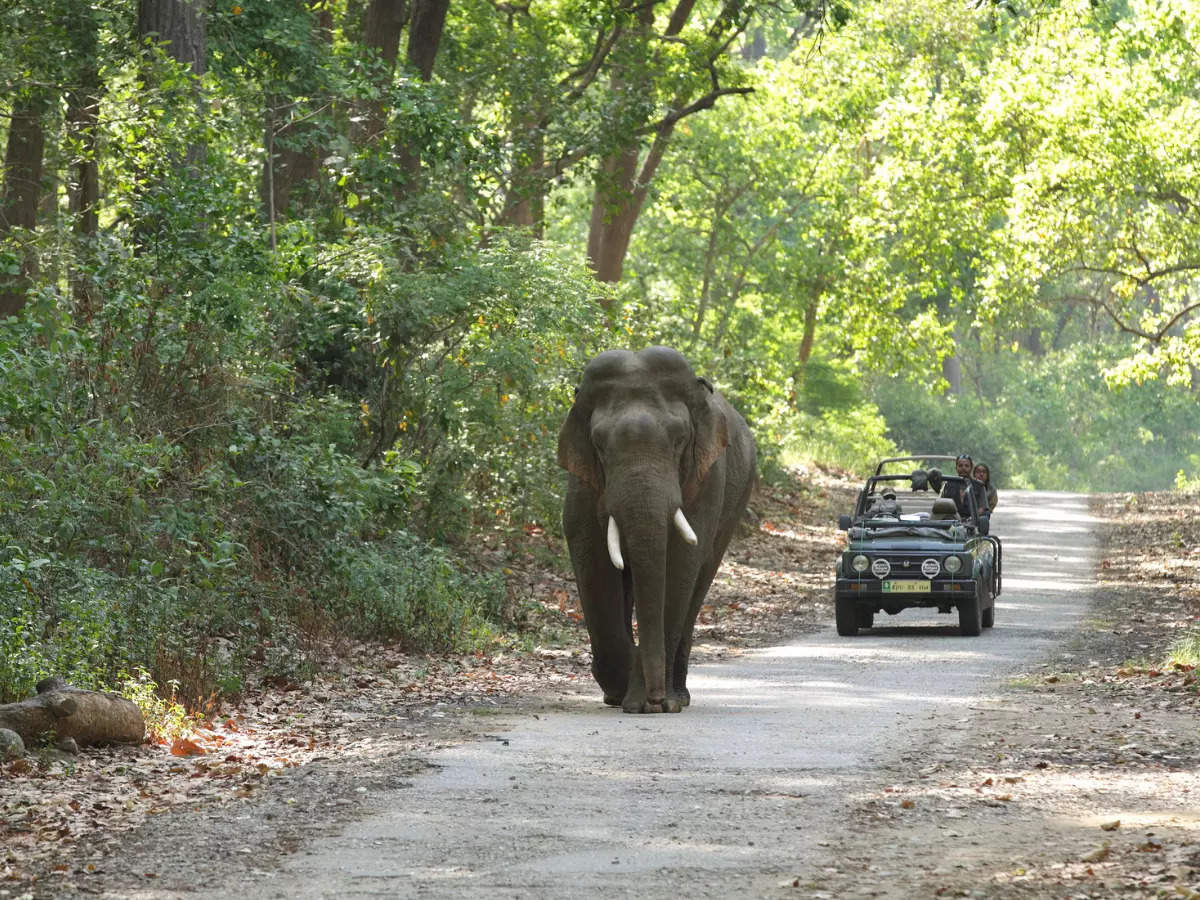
[943,453,988,518]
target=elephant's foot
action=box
[674,686,691,708]
[622,695,683,714]
[602,693,623,707]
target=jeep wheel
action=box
[835,594,859,636]
[958,580,983,637]
[982,597,995,629]
[857,607,874,630]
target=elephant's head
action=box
[557,346,729,569]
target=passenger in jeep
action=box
[974,462,998,513]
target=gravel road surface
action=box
[217,490,1095,899]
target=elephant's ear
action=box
[557,404,603,492]
[683,381,729,505]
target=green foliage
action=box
[1168,631,1200,670]
[121,669,204,743]
[871,384,1038,490]
[0,222,603,703]
[324,533,505,651]
[5,0,1200,708]
[872,340,1200,492]
[278,229,603,537]
[777,405,896,478]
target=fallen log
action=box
[0,677,145,748]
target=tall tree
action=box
[138,0,207,76]
[407,0,449,80]
[586,0,756,293]
[395,0,449,199]
[356,0,406,143]
[241,2,336,230]
[0,87,49,317]
[137,0,207,164]
[65,0,103,317]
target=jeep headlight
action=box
[944,554,963,574]
[851,554,870,573]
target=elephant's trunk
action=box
[621,511,669,709]
[606,509,697,571]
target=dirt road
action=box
[36,490,1200,899]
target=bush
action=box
[0,228,608,706]
[324,533,505,651]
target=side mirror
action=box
[976,515,990,536]
[838,514,852,531]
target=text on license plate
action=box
[881,580,931,594]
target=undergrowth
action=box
[0,228,600,708]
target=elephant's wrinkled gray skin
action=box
[557,347,756,713]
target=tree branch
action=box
[1059,291,1200,343]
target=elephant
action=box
[556,346,756,713]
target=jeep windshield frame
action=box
[849,470,988,534]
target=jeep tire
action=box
[982,595,995,629]
[958,579,984,636]
[835,593,859,636]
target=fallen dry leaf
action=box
[1082,843,1111,862]
[170,737,207,757]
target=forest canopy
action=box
[1,0,1198,701]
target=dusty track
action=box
[25,488,1198,899]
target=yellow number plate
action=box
[881,580,931,594]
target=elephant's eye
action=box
[669,418,691,451]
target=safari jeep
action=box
[833,455,1002,636]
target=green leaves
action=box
[978,0,1200,384]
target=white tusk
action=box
[673,508,698,545]
[607,516,625,570]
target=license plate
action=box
[882,580,931,594]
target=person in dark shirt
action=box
[944,453,988,518]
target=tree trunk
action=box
[587,146,642,286]
[788,299,820,407]
[261,4,333,226]
[942,352,962,396]
[138,0,207,77]
[137,0,207,173]
[393,0,449,202]
[586,2,657,295]
[406,0,448,80]
[1020,326,1044,357]
[498,109,546,235]
[356,0,406,143]
[692,218,721,337]
[741,27,766,61]
[136,0,208,249]
[0,678,144,748]
[0,90,48,318]
[797,296,818,364]
[585,0,751,297]
[66,13,102,319]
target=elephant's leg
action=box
[671,556,721,707]
[671,487,748,706]
[567,518,632,705]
